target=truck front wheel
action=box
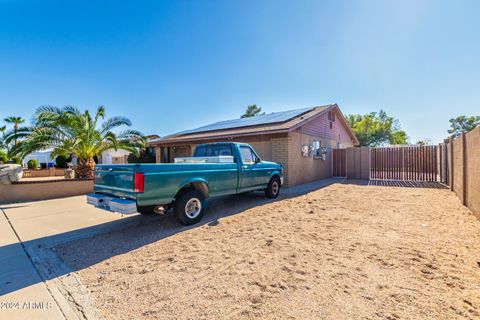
[265,176,281,199]
[173,190,205,225]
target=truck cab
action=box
[192,142,282,192]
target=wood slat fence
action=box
[329,133,480,218]
[370,146,439,181]
[332,148,346,177]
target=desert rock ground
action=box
[57,182,480,319]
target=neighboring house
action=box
[97,135,161,164]
[149,104,358,186]
[22,151,56,168]
[97,149,131,164]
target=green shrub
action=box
[0,150,7,164]
[27,159,39,169]
[127,150,156,163]
[10,156,21,164]
[55,154,71,168]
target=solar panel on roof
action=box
[171,106,316,137]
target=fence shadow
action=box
[367,180,448,189]
[341,179,448,189]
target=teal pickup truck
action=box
[87,142,283,225]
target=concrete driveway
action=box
[0,196,158,320]
[0,178,340,319]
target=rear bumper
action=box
[87,193,138,215]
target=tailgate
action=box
[94,164,137,199]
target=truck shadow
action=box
[55,191,285,271]
[0,189,311,296]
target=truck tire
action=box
[137,205,156,215]
[265,176,281,199]
[173,189,205,225]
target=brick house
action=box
[149,104,358,186]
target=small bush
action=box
[127,150,156,163]
[27,159,39,169]
[0,150,7,164]
[55,154,71,168]
[9,156,21,164]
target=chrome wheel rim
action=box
[185,198,202,219]
[272,181,279,195]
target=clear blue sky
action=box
[0,0,479,143]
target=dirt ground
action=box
[57,183,480,320]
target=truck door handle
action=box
[241,165,248,169]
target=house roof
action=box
[150,104,359,145]
[145,134,160,141]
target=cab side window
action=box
[240,146,256,164]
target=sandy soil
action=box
[57,183,480,320]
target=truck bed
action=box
[94,162,239,205]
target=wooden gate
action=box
[332,148,346,177]
[370,146,438,181]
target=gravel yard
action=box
[57,182,480,320]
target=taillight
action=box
[134,172,144,193]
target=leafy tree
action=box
[390,130,408,145]
[447,115,480,138]
[416,139,432,146]
[4,116,25,145]
[16,106,145,179]
[9,156,21,164]
[1,121,24,161]
[346,110,408,146]
[241,104,265,118]
[0,125,6,150]
[0,150,7,164]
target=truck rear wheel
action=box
[173,190,205,225]
[265,176,281,199]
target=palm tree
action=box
[0,125,6,150]
[18,106,145,179]
[4,116,25,145]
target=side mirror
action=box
[255,157,261,164]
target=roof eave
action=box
[149,128,290,146]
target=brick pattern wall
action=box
[448,127,480,218]
[0,180,93,204]
[452,136,464,201]
[466,128,480,216]
[271,136,291,186]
